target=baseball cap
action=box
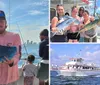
[0,10,6,20]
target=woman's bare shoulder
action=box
[52,17,58,22]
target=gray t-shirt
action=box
[85,28,96,37]
[23,64,39,77]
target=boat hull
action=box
[56,70,100,76]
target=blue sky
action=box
[0,0,49,43]
[88,0,100,14]
[50,44,100,66]
[96,0,100,14]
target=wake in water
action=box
[51,75,100,85]
[51,71,100,85]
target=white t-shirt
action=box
[23,64,39,77]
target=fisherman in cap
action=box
[0,10,21,85]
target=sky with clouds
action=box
[50,44,100,67]
[88,0,100,14]
[0,0,49,43]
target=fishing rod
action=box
[16,23,29,56]
[16,23,42,65]
[21,57,42,60]
[9,0,10,30]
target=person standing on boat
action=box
[51,4,66,42]
[78,7,95,42]
[0,10,21,85]
[37,29,49,81]
[23,55,39,85]
[80,10,97,42]
[78,7,85,42]
[66,6,81,42]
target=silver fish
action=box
[76,18,100,37]
[51,16,80,37]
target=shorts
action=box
[51,35,66,42]
[37,63,49,80]
[67,32,80,41]
[24,76,34,85]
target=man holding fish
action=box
[0,10,21,85]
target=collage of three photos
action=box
[0,0,100,85]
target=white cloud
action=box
[85,46,90,50]
[58,55,70,60]
[50,53,72,66]
[82,50,100,66]
[28,10,44,15]
[7,24,48,43]
[0,1,6,9]
[30,1,48,6]
[93,45,100,50]
[10,5,22,14]
[13,14,28,20]
[84,50,100,59]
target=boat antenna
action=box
[76,49,82,58]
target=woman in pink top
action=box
[0,10,21,85]
[66,6,81,42]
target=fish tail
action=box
[76,32,80,38]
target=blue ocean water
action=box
[18,43,41,68]
[51,71,100,85]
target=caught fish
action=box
[51,15,80,37]
[0,45,17,63]
[76,18,100,37]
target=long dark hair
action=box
[78,7,84,17]
[84,10,89,15]
[56,4,64,20]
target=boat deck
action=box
[16,68,39,85]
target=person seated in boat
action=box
[23,55,39,85]
[37,29,49,82]
[80,10,97,42]
[0,10,21,85]
[51,4,66,42]
[66,6,81,42]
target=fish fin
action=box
[96,13,100,19]
[51,31,57,38]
